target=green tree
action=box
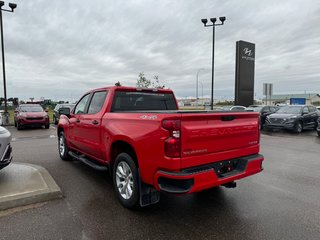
[115,81,122,86]
[151,75,165,89]
[136,73,165,89]
[136,72,151,88]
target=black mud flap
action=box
[138,171,160,207]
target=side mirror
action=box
[59,107,71,118]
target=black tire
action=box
[317,131,320,137]
[17,122,22,130]
[58,131,71,161]
[294,121,303,133]
[14,120,17,127]
[113,153,140,209]
[53,115,58,125]
[45,124,50,129]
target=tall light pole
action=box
[0,1,17,125]
[201,16,226,110]
[200,81,204,107]
[196,68,204,108]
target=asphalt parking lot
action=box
[0,126,320,240]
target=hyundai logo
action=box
[243,48,254,57]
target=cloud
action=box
[0,0,319,101]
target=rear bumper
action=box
[153,154,264,194]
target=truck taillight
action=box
[162,120,181,158]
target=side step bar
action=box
[68,151,108,171]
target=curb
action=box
[0,163,63,211]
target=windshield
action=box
[277,106,302,114]
[20,106,44,112]
[61,104,75,109]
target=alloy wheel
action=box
[115,161,134,200]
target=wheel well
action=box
[110,141,138,171]
[57,127,64,136]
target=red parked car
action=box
[14,104,50,130]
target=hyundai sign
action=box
[235,40,255,107]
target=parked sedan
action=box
[0,126,12,170]
[264,105,318,133]
[246,105,279,128]
[14,104,50,130]
[53,104,75,124]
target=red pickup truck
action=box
[57,86,264,208]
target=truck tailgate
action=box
[180,112,260,167]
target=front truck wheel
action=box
[58,131,71,161]
[113,153,140,209]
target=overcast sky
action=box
[1,0,320,101]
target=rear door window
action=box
[302,107,309,114]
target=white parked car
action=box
[219,105,246,111]
[0,126,12,170]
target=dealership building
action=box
[262,93,320,105]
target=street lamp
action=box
[201,16,226,110]
[200,81,204,107]
[0,1,17,125]
[196,68,204,108]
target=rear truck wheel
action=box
[294,121,303,133]
[58,131,71,161]
[54,116,58,125]
[317,131,320,137]
[45,124,50,129]
[113,153,140,209]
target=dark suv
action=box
[246,105,279,128]
[264,105,319,133]
[53,104,75,124]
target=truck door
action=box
[68,93,91,149]
[76,91,108,160]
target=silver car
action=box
[0,126,12,170]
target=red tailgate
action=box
[180,112,260,168]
